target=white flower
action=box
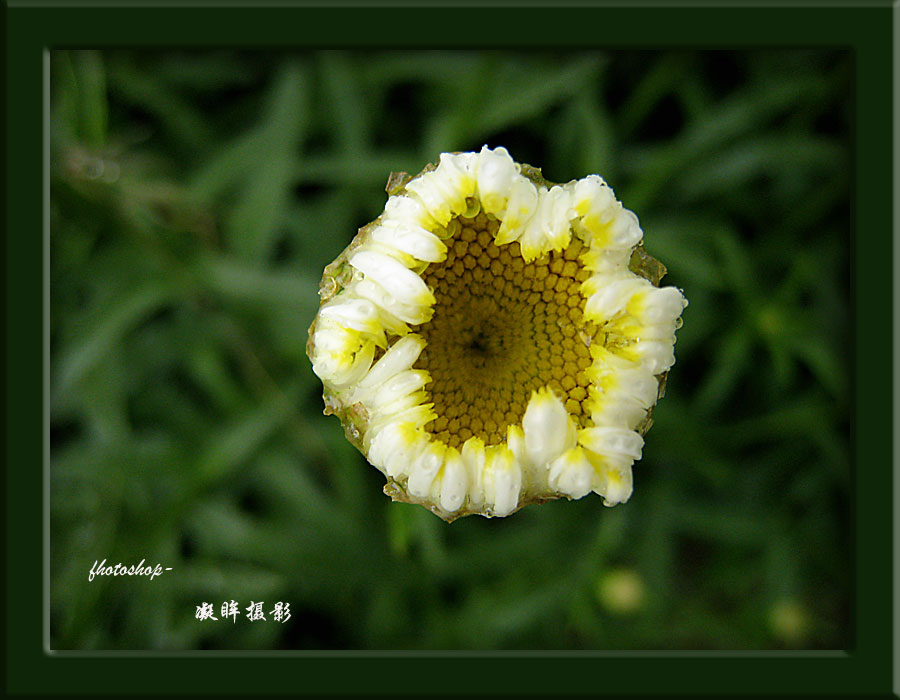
[307,147,687,520]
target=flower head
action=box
[307,147,687,521]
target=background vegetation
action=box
[50,49,851,650]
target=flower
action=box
[597,568,646,614]
[307,147,687,521]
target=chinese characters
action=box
[195,601,291,623]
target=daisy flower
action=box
[307,147,687,521]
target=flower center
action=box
[416,211,596,449]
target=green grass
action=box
[50,49,851,650]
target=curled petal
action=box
[582,275,651,323]
[483,444,521,517]
[352,334,426,401]
[383,193,438,230]
[365,370,431,414]
[370,221,448,263]
[461,436,487,509]
[579,426,644,461]
[349,249,436,308]
[522,387,577,468]
[475,146,518,217]
[438,447,468,513]
[354,278,433,326]
[494,176,539,246]
[627,285,688,327]
[621,339,678,375]
[310,320,376,388]
[579,246,632,274]
[599,463,634,506]
[318,296,386,346]
[572,175,617,222]
[407,439,448,498]
[368,420,423,478]
[504,424,536,490]
[548,446,596,500]
[368,404,436,456]
[518,186,573,262]
[573,179,643,250]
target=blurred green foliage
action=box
[50,49,851,650]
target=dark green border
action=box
[7,3,893,697]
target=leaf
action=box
[107,56,209,152]
[476,55,606,136]
[193,252,319,312]
[693,327,753,414]
[223,62,309,262]
[53,280,181,402]
[73,51,108,148]
[319,51,369,154]
[194,381,300,488]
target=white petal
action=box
[353,278,432,326]
[519,185,574,260]
[310,320,376,387]
[576,207,642,251]
[365,369,430,411]
[312,319,356,355]
[627,285,688,326]
[461,437,487,509]
[366,369,429,406]
[600,464,633,506]
[544,185,574,250]
[404,152,477,226]
[369,391,429,423]
[580,246,632,274]
[383,193,438,230]
[368,403,436,440]
[587,390,648,430]
[517,186,552,262]
[475,145,518,217]
[494,176,539,246]
[583,275,650,323]
[548,446,596,499]
[349,249,435,308]
[605,208,643,249]
[585,360,659,410]
[522,387,577,468]
[606,315,679,342]
[438,448,468,513]
[318,296,386,344]
[370,221,447,263]
[571,174,642,251]
[626,339,678,375]
[572,175,617,222]
[405,171,454,226]
[368,421,422,477]
[353,334,426,401]
[483,444,521,517]
[440,151,478,188]
[407,439,447,498]
[614,367,660,409]
[505,424,539,490]
[579,426,644,461]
